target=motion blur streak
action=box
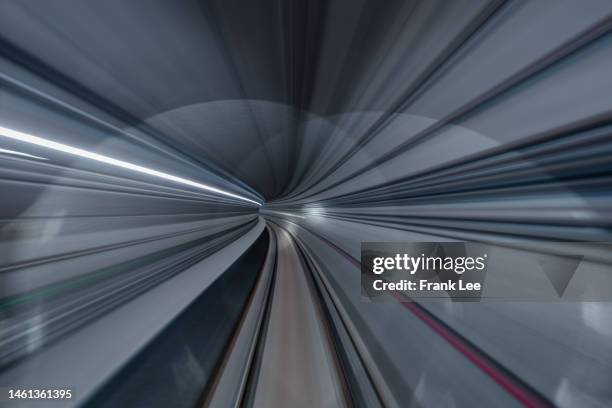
[0,126,261,205]
[0,1,611,408]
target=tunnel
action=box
[1,1,612,407]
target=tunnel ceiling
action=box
[0,0,515,201]
[1,0,611,206]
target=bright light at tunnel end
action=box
[0,125,262,206]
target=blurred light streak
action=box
[0,147,47,160]
[0,125,261,206]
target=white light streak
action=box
[0,147,47,160]
[0,126,261,206]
